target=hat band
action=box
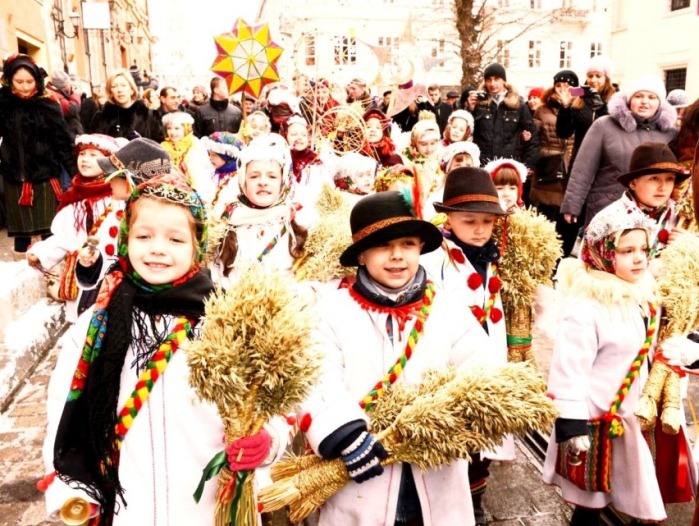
[352,216,415,243]
[643,162,683,172]
[109,154,126,172]
[443,194,500,207]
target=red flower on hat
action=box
[488,276,502,293]
[657,229,669,244]
[449,248,465,265]
[490,308,503,323]
[467,273,483,290]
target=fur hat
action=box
[236,133,292,202]
[75,134,120,156]
[433,167,507,215]
[440,141,481,170]
[410,120,440,145]
[99,138,172,185]
[586,56,614,78]
[625,74,667,100]
[162,111,194,128]
[483,63,506,81]
[616,141,688,187]
[339,191,443,266]
[667,89,689,109]
[553,69,579,87]
[447,110,474,133]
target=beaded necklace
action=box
[356,283,436,412]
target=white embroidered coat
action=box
[300,281,496,526]
[542,259,696,521]
[43,310,287,525]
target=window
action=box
[559,41,572,68]
[431,39,446,68]
[378,36,401,55]
[333,35,357,66]
[590,42,603,58]
[665,68,687,91]
[304,34,316,67]
[528,40,541,68]
[496,40,510,68]
[530,0,542,7]
[670,0,690,10]
[498,0,510,7]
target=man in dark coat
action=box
[193,77,242,138]
[426,84,453,134]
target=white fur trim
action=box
[447,109,474,133]
[484,158,528,184]
[441,141,481,169]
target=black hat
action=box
[2,54,44,91]
[339,191,443,267]
[446,90,459,99]
[433,167,508,215]
[483,63,506,81]
[616,142,689,187]
[553,69,579,87]
[99,138,172,184]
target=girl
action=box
[200,131,245,217]
[161,111,216,204]
[442,110,474,146]
[299,190,494,526]
[237,110,272,145]
[42,174,284,525]
[212,133,307,288]
[421,168,512,526]
[333,152,377,205]
[484,159,527,213]
[543,206,695,525]
[402,120,444,219]
[440,142,481,172]
[361,108,402,168]
[27,134,120,322]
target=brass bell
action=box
[60,497,91,525]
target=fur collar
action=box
[607,92,677,133]
[100,98,150,119]
[555,258,656,315]
[475,82,522,110]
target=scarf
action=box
[363,135,397,161]
[290,148,320,183]
[57,174,113,231]
[354,266,427,307]
[161,133,195,174]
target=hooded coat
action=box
[560,92,677,226]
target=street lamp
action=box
[51,5,81,39]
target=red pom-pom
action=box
[490,308,503,323]
[299,413,312,433]
[258,502,265,513]
[105,244,115,256]
[109,226,118,238]
[546,392,555,400]
[657,229,669,244]
[488,276,502,293]
[470,306,486,320]
[286,415,297,426]
[116,210,124,220]
[449,248,465,265]
[467,273,482,290]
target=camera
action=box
[474,90,488,101]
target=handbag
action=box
[535,153,567,185]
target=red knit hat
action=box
[527,87,544,99]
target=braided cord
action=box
[257,224,288,262]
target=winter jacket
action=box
[560,93,678,226]
[46,84,84,138]
[426,100,453,134]
[555,91,609,170]
[0,88,77,183]
[471,84,539,169]
[193,98,242,138]
[91,99,161,140]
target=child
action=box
[27,134,119,322]
[200,131,245,216]
[42,174,284,525]
[440,141,481,173]
[212,133,307,288]
[238,110,271,145]
[543,205,695,525]
[160,111,215,204]
[333,152,377,205]
[420,167,512,525]
[484,159,527,213]
[442,109,474,146]
[298,190,494,526]
[361,108,402,168]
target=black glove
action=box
[340,431,388,483]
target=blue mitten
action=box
[340,431,388,483]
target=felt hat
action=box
[483,63,506,81]
[340,191,443,267]
[616,142,688,187]
[553,69,579,87]
[446,90,459,99]
[433,167,508,215]
[99,138,172,184]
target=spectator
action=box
[141,88,160,110]
[193,77,242,137]
[189,85,209,111]
[0,54,77,256]
[527,87,544,115]
[445,90,459,110]
[379,89,392,113]
[292,72,310,98]
[561,75,678,227]
[426,84,453,134]
[346,77,375,111]
[79,85,106,133]
[46,70,83,138]
[666,89,689,127]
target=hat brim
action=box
[339,219,443,267]
[616,166,689,187]
[97,156,118,175]
[433,201,508,215]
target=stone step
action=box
[0,261,47,341]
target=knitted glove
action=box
[565,435,590,455]
[340,431,388,483]
[661,336,699,367]
[225,428,272,471]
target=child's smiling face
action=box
[358,236,424,289]
[244,160,283,208]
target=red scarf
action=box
[363,135,397,160]
[290,148,320,182]
[57,174,112,231]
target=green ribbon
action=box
[229,470,249,524]
[193,450,228,503]
[506,334,533,346]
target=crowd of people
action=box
[2,49,699,526]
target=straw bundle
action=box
[636,234,699,434]
[259,362,556,521]
[294,184,356,283]
[493,209,561,362]
[187,264,320,525]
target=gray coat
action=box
[560,92,677,226]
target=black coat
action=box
[0,88,77,183]
[555,94,609,170]
[193,98,242,137]
[426,100,453,134]
[91,99,161,140]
